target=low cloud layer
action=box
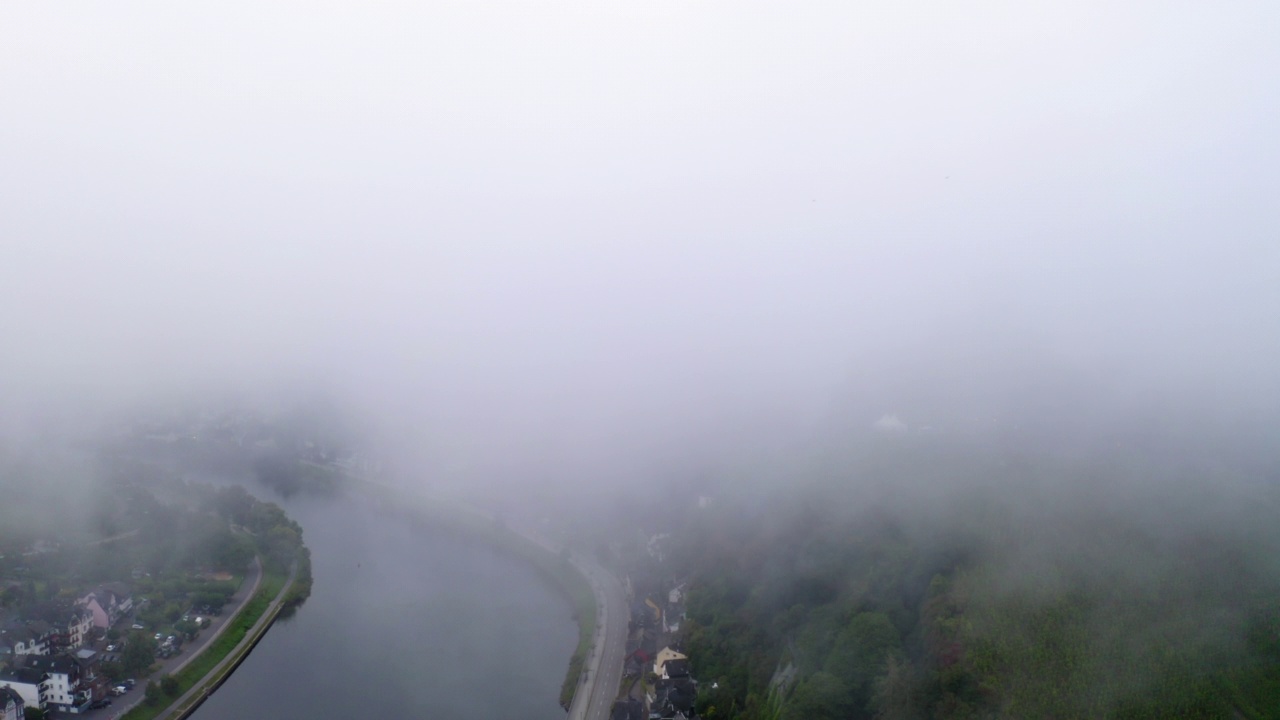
[2,1,1277,495]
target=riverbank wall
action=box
[164,567,296,720]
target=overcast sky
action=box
[2,2,1278,489]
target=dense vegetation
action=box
[670,433,1280,719]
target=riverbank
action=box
[120,563,297,720]
[345,478,599,711]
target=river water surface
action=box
[189,487,576,720]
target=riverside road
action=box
[567,552,628,720]
[509,521,629,720]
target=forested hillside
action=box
[670,431,1280,719]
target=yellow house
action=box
[653,646,688,677]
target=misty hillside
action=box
[658,423,1280,719]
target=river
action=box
[188,486,577,720]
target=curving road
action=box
[155,560,297,720]
[506,522,628,720]
[98,557,263,720]
[566,552,628,720]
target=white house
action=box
[25,654,89,714]
[0,625,51,656]
[652,646,688,678]
[63,607,94,648]
[0,667,45,711]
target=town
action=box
[1,580,146,715]
[0,468,310,720]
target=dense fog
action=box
[2,1,1277,510]
[3,4,1280,719]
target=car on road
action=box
[89,698,112,709]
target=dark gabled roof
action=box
[0,666,46,685]
[654,676,696,713]
[25,653,79,675]
[82,582,132,609]
[0,686,21,707]
[0,626,34,643]
[611,697,644,720]
[664,658,691,679]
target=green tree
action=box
[99,660,124,682]
[263,524,301,570]
[164,601,183,623]
[824,611,901,711]
[208,529,254,571]
[781,671,854,720]
[174,619,199,640]
[871,656,927,720]
[122,632,157,675]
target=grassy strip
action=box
[163,571,292,719]
[120,571,286,720]
[558,574,597,709]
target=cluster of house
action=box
[649,647,696,720]
[611,644,697,720]
[0,583,132,715]
[612,581,698,720]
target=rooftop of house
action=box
[655,676,697,712]
[0,686,22,707]
[21,601,92,626]
[654,646,688,674]
[611,697,644,720]
[664,658,691,679]
[0,626,34,643]
[0,666,46,685]
[23,653,79,675]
